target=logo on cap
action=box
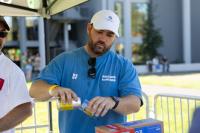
[106,16,113,22]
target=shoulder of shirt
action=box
[54,47,83,59]
[2,54,24,75]
[109,51,133,65]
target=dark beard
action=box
[88,40,111,56]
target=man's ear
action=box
[87,23,92,34]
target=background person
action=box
[25,58,33,81]
[0,16,32,133]
[160,55,169,72]
[33,53,41,76]
[30,10,143,133]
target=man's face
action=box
[0,22,7,51]
[87,24,116,56]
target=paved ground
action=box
[142,84,200,97]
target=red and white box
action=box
[95,118,164,133]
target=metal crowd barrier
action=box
[154,93,200,133]
[15,100,52,133]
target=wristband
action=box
[48,85,59,96]
[110,96,120,110]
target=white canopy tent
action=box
[0,0,88,17]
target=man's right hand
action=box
[30,80,78,102]
[49,86,78,104]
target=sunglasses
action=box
[88,57,96,78]
[0,31,8,38]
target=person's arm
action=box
[113,95,141,114]
[29,80,78,103]
[29,80,54,101]
[88,95,141,117]
[0,102,32,132]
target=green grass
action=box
[16,72,200,133]
[139,72,200,89]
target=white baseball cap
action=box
[90,10,120,37]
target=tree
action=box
[140,0,163,62]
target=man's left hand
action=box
[88,96,115,117]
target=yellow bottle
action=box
[81,99,94,117]
[57,97,81,111]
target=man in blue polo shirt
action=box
[30,10,143,133]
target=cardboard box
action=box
[95,118,163,133]
[96,124,134,133]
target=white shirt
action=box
[0,53,31,133]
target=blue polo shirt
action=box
[37,47,142,133]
